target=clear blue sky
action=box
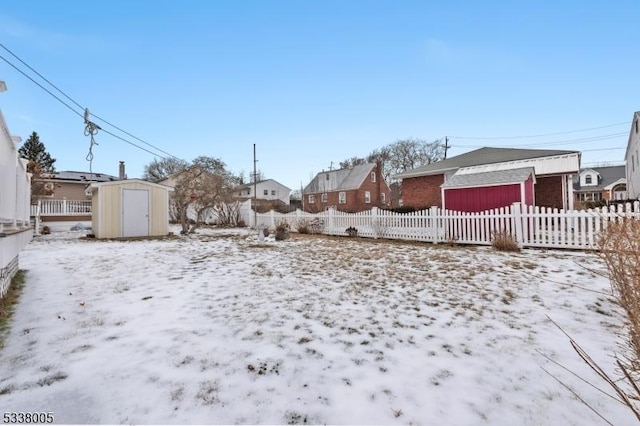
[1,1,638,190]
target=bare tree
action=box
[144,156,240,234]
[143,157,189,181]
[334,138,445,207]
[337,138,444,184]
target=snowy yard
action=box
[0,228,635,425]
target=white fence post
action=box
[430,206,439,244]
[328,208,335,234]
[512,202,524,248]
[371,207,379,239]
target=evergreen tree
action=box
[18,131,56,173]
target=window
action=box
[338,192,346,204]
[585,175,592,184]
[263,189,268,196]
[271,190,276,195]
[371,172,376,183]
[246,189,251,195]
[326,174,330,180]
[381,192,386,203]
[364,191,371,203]
[308,195,316,204]
[321,193,327,203]
[636,120,638,134]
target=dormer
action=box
[579,169,600,187]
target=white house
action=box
[0,81,32,297]
[626,111,640,199]
[573,166,626,203]
[235,179,291,205]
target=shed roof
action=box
[441,167,535,189]
[393,147,579,179]
[90,179,173,191]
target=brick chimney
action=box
[119,161,127,180]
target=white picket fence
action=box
[245,202,640,250]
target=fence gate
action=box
[122,189,149,237]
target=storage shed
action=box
[90,179,173,239]
[441,168,536,212]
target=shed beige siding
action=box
[92,180,170,239]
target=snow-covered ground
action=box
[0,227,635,425]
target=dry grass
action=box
[491,230,520,252]
[0,270,26,349]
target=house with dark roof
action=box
[573,165,626,204]
[303,163,391,213]
[625,111,640,199]
[39,170,120,200]
[393,147,580,212]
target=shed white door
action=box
[122,189,149,237]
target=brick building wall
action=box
[534,175,563,209]
[304,165,390,213]
[401,174,445,209]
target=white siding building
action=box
[235,179,291,205]
[0,81,32,296]
[626,111,640,199]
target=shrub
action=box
[597,219,640,373]
[345,226,358,237]
[295,219,310,234]
[491,230,519,252]
[275,221,289,241]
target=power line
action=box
[0,45,180,160]
[101,128,170,158]
[453,132,626,149]
[90,112,179,160]
[0,53,83,119]
[581,147,625,152]
[450,121,630,140]
[0,42,85,111]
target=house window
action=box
[365,191,371,203]
[326,174,330,180]
[371,172,376,183]
[271,190,276,195]
[381,192,386,203]
[246,189,251,195]
[308,194,316,203]
[338,192,346,204]
[263,189,268,196]
[321,193,327,203]
[585,175,592,184]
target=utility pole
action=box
[444,136,450,159]
[253,144,257,231]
